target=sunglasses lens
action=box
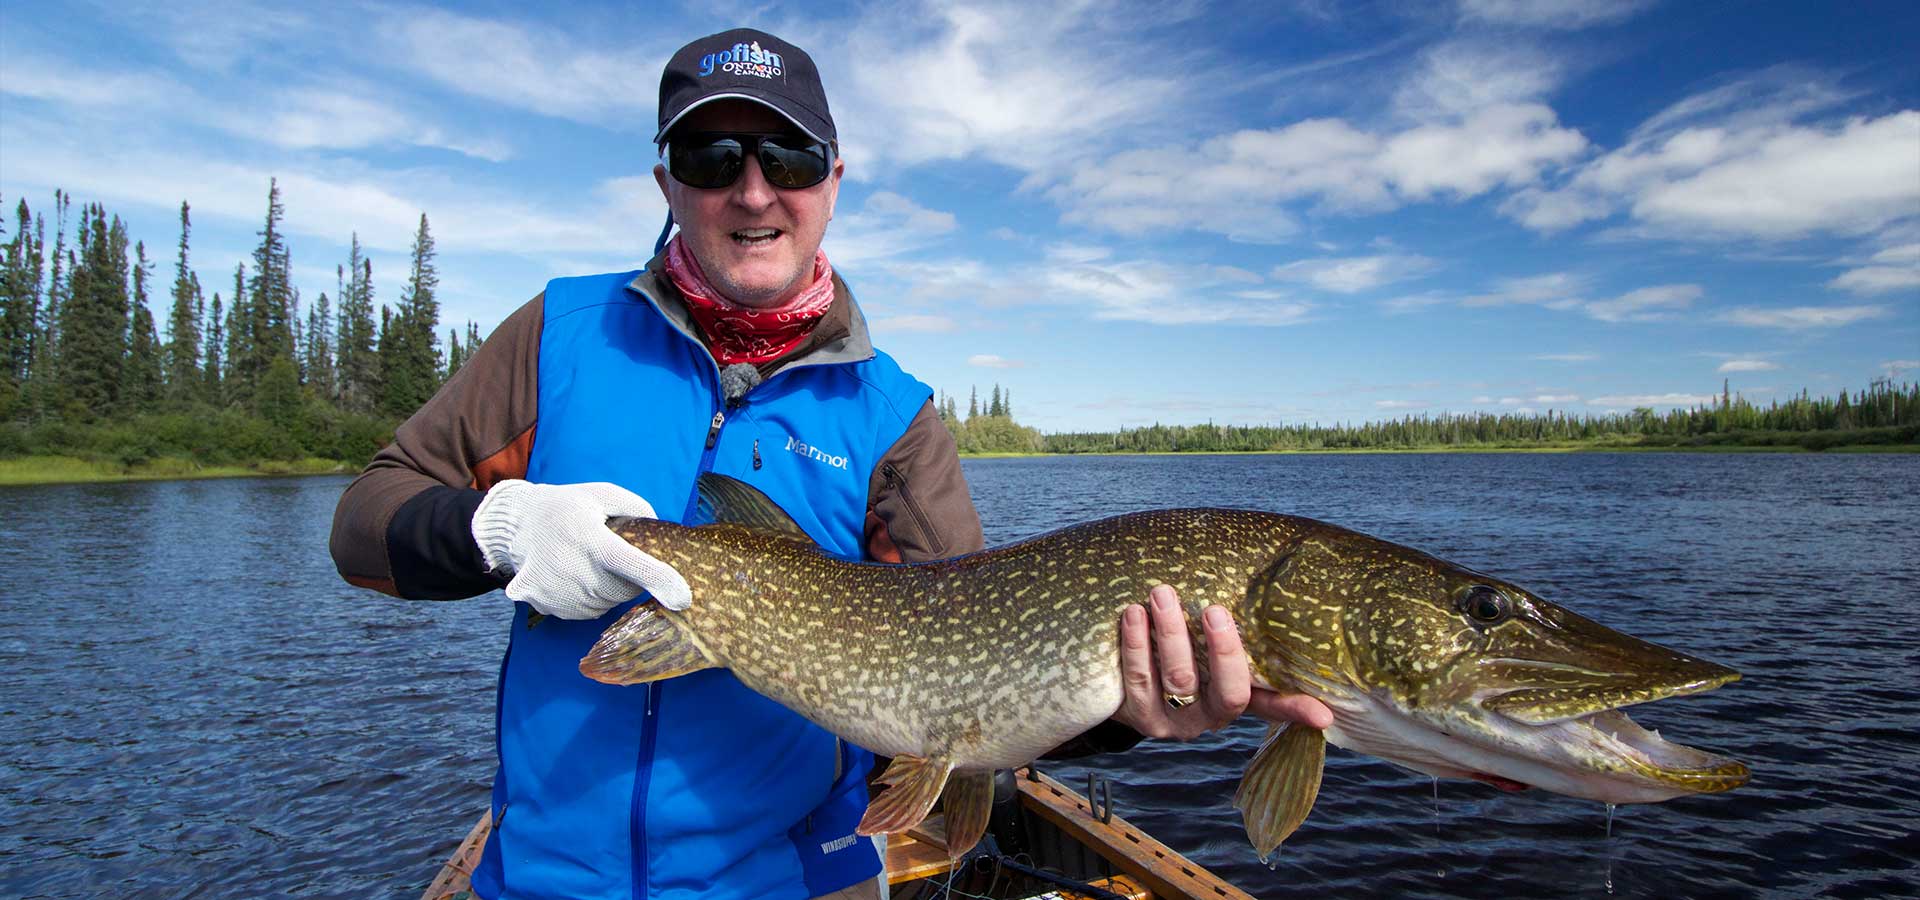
[671,138,747,189]
[757,136,831,188]
[670,134,830,189]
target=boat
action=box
[420,767,1253,900]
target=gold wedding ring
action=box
[1164,691,1198,709]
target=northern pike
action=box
[581,474,1748,857]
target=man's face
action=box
[654,100,843,309]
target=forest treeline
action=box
[1,185,1912,477]
[1037,379,1920,453]
[941,379,1918,454]
[0,184,483,468]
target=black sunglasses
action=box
[666,131,835,190]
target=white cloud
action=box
[1884,360,1920,377]
[1632,113,1920,238]
[1376,399,1425,409]
[376,9,659,124]
[1044,243,1114,264]
[1464,272,1586,307]
[1589,392,1717,407]
[1049,104,1585,238]
[968,354,1023,369]
[1472,395,1494,403]
[831,3,1180,175]
[1717,359,1779,373]
[1504,68,1920,239]
[1829,244,1920,295]
[1457,0,1653,29]
[1583,283,1701,322]
[1272,254,1436,293]
[1393,41,1564,120]
[1533,394,1580,403]
[1462,275,1699,321]
[1720,305,1891,329]
[824,191,958,265]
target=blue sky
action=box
[2,0,1915,432]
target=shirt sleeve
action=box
[862,400,986,564]
[328,295,544,599]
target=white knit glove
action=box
[471,480,693,619]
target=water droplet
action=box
[1431,777,1442,835]
[1605,802,1616,838]
[1264,852,1281,871]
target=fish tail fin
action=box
[1234,723,1326,857]
[937,770,996,858]
[857,755,954,838]
[578,604,717,684]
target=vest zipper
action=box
[704,410,724,449]
[752,438,762,470]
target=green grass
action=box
[0,454,352,486]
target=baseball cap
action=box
[655,28,836,146]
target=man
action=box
[330,27,1330,900]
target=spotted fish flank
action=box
[580,474,1749,858]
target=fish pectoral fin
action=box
[1234,723,1326,857]
[858,755,954,838]
[577,604,717,685]
[935,770,996,858]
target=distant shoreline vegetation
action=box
[1,188,1914,487]
[938,381,1920,456]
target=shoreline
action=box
[5,441,1913,486]
[0,455,356,487]
[964,443,1919,459]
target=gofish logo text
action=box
[698,40,784,79]
[785,435,849,470]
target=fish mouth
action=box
[1477,655,1742,726]
[1570,708,1750,795]
[1462,663,1749,801]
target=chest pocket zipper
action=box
[881,463,944,557]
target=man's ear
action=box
[654,162,671,201]
[825,155,844,221]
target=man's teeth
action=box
[732,228,781,244]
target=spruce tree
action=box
[29,191,72,418]
[163,201,202,404]
[446,327,464,379]
[306,289,334,400]
[382,213,441,416]
[0,198,45,416]
[336,240,378,414]
[241,179,293,400]
[124,241,163,413]
[58,205,131,417]
[989,384,1003,417]
[224,263,248,403]
[203,293,224,402]
[968,386,978,420]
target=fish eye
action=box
[1458,586,1513,625]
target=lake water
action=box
[2,453,1916,898]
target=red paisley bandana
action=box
[664,235,835,366]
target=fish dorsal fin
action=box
[695,472,810,538]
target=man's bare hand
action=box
[1112,584,1334,740]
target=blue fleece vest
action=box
[470,271,932,900]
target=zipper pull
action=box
[705,410,725,449]
[752,438,762,470]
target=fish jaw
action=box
[1321,684,1749,805]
